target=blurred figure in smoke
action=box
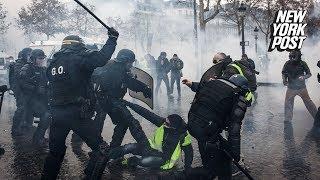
[144,54,157,78]
[155,52,173,99]
[9,48,33,136]
[169,54,184,100]
[313,61,320,128]
[0,85,8,155]
[19,49,50,145]
[282,50,317,123]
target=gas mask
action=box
[35,57,47,67]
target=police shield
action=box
[129,67,154,109]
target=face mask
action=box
[126,62,133,71]
[36,58,46,67]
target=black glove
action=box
[317,60,320,68]
[318,73,320,83]
[108,27,119,38]
[143,87,152,98]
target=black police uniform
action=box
[9,48,33,135]
[19,57,50,144]
[187,78,248,179]
[169,57,184,97]
[42,34,117,179]
[155,53,171,97]
[92,58,151,149]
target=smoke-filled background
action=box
[1,0,319,106]
[0,1,320,179]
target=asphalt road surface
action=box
[0,85,320,179]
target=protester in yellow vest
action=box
[109,100,193,170]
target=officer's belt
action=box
[49,96,87,106]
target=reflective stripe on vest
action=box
[229,63,254,103]
[148,124,192,170]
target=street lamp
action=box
[254,26,259,55]
[238,2,246,56]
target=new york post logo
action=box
[268,10,307,52]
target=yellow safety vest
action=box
[148,124,192,170]
[229,63,254,103]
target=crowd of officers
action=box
[3,25,320,180]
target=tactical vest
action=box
[229,63,254,102]
[47,51,91,105]
[148,124,192,170]
[190,79,242,128]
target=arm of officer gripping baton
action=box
[123,100,165,127]
[83,37,117,70]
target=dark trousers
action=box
[42,104,104,179]
[188,113,232,180]
[12,93,24,133]
[170,73,181,96]
[94,99,148,149]
[155,74,171,96]
[12,93,33,134]
[110,143,164,168]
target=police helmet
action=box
[289,49,302,61]
[229,74,249,90]
[114,49,136,63]
[30,49,46,62]
[18,48,32,60]
[62,35,85,48]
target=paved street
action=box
[0,84,320,179]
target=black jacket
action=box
[92,60,148,100]
[47,37,117,106]
[9,58,28,93]
[156,56,171,77]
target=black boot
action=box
[84,142,109,180]
[42,153,64,180]
[0,146,4,156]
[313,108,320,128]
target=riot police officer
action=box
[92,49,151,149]
[19,49,50,145]
[169,54,184,99]
[9,48,32,135]
[183,75,249,179]
[42,28,118,179]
